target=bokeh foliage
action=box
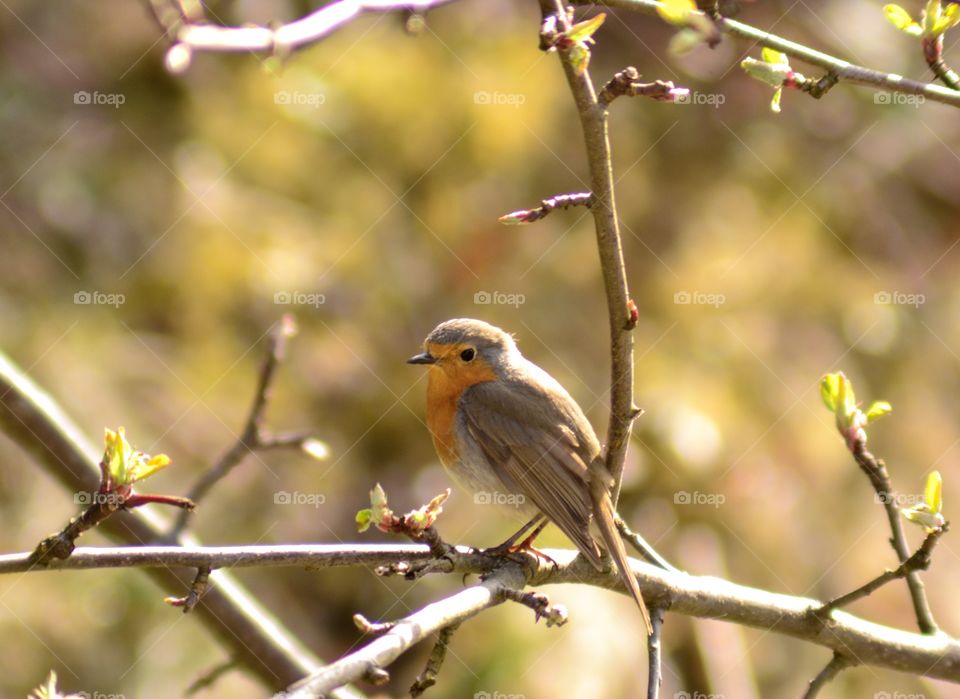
[2,1,960,697]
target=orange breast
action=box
[425,355,496,466]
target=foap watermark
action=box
[876,492,925,508]
[874,692,925,699]
[474,491,526,507]
[474,290,525,307]
[874,92,925,108]
[74,90,126,109]
[74,291,125,308]
[274,90,325,108]
[274,491,326,508]
[675,91,726,108]
[75,491,125,507]
[675,693,724,699]
[473,90,526,108]
[74,692,126,699]
[874,290,924,308]
[474,692,525,699]
[674,291,725,308]
[274,291,326,307]
[674,491,725,508]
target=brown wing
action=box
[458,378,605,570]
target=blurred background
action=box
[1,0,959,697]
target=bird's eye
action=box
[460,348,476,362]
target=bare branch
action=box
[802,652,857,699]
[646,606,666,699]
[818,524,948,615]
[170,315,315,538]
[598,66,687,106]
[498,191,593,225]
[539,0,639,502]
[849,440,939,634]
[409,622,461,697]
[285,564,529,697]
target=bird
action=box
[408,317,652,634]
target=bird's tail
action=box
[590,475,653,635]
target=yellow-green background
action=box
[1,1,960,697]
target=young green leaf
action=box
[761,47,789,65]
[903,471,945,532]
[565,12,606,44]
[568,43,592,75]
[884,4,923,35]
[657,0,697,25]
[820,372,842,411]
[924,470,943,513]
[865,400,893,423]
[355,508,373,533]
[102,427,171,487]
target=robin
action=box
[408,317,653,634]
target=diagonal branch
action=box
[170,315,314,539]
[285,563,528,697]
[0,350,360,698]
[582,0,960,109]
[818,515,946,619]
[539,0,640,502]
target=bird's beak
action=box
[407,351,437,365]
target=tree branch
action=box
[539,0,640,502]
[3,543,960,684]
[409,622,461,697]
[582,0,960,109]
[850,440,938,634]
[0,350,359,698]
[285,563,529,697]
[802,652,857,699]
[646,606,666,699]
[170,315,313,539]
[167,0,460,62]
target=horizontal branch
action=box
[586,0,960,109]
[174,0,459,54]
[6,543,960,684]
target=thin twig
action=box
[409,622,461,697]
[500,588,569,626]
[170,315,309,538]
[598,66,686,106]
[164,564,212,613]
[498,191,593,225]
[616,516,676,572]
[185,658,238,696]
[802,652,857,699]
[851,440,938,634]
[539,0,640,503]
[646,606,666,699]
[582,0,960,109]
[818,524,948,614]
